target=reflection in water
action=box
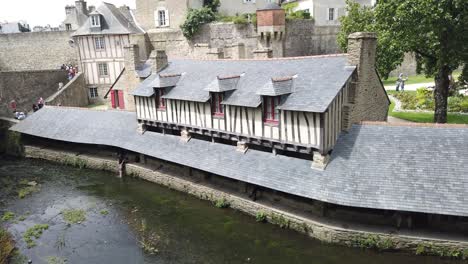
[0,158,459,264]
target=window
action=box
[91,15,101,27]
[263,96,280,124]
[98,63,108,76]
[155,89,166,109]
[89,87,98,98]
[328,8,335,21]
[65,24,72,31]
[94,36,105,50]
[212,93,224,117]
[155,8,169,27]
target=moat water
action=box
[0,158,460,264]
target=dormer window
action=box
[212,93,224,117]
[263,96,280,124]
[91,14,101,28]
[155,89,166,110]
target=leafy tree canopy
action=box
[339,0,468,123]
[180,7,216,39]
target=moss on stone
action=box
[61,209,86,224]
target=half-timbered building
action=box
[72,2,145,107]
[131,32,390,169]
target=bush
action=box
[214,198,230,208]
[233,16,249,25]
[180,8,216,39]
[287,10,312,20]
[255,211,267,222]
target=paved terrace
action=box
[10,107,468,217]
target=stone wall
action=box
[0,31,78,71]
[23,144,468,258]
[284,20,340,56]
[147,21,340,60]
[45,72,89,107]
[0,70,69,117]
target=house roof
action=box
[11,107,468,217]
[72,2,144,37]
[132,55,355,112]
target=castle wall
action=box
[0,31,78,71]
[147,21,340,59]
[0,70,69,117]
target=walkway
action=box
[385,82,434,91]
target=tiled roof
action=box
[11,107,468,217]
[258,78,294,96]
[132,55,355,112]
[72,3,143,37]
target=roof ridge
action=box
[169,53,348,62]
[360,121,468,128]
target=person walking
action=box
[396,73,408,91]
[38,97,44,109]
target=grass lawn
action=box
[382,71,461,86]
[383,74,434,86]
[388,100,468,124]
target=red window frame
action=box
[263,96,280,124]
[156,89,166,110]
[212,93,224,117]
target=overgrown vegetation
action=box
[255,211,267,222]
[388,99,468,124]
[216,13,256,25]
[63,156,87,169]
[62,209,86,224]
[352,234,394,251]
[23,224,49,248]
[0,227,15,264]
[391,88,468,113]
[282,2,312,20]
[46,256,68,264]
[181,7,216,38]
[415,243,468,259]
[270,213,289,228]
[214,198,230,208]
[100,210,109,216]
[1,212,15,222]
[18,185,39,199]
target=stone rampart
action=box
[0,70,69,117]
[148,21,340,59]
[45,72,89,107]
[0,31,78,71]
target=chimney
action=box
[150,50,168,73]
[75,0,87,15]
[347,32,377,76]
[124,44,140,72]
[88,5,96,13]
[253,49,273,59]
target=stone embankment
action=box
[22,145,468,259]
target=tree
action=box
[203,0,221,12]
[339,0,468,123]
[338,0,405,79]
[377,0,467,123]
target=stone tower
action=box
[256,3,286,58]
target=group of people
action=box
[9,97,44,120]
[61,64,78,80]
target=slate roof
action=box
[258,78,294,96]
[72,2,144,37]
[132,55,355,112]
[204,76,241,93]
[10,107,468,217]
